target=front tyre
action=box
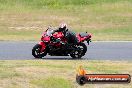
[32,44,47,58]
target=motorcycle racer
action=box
[32,23,92,58]
[53,23,78,44]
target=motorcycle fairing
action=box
[77,33,92,43]
[38,41,46,52]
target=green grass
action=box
[0,0,132,41]
[0,0,132,9]
[31,77,73,88]
[0,60,132,88]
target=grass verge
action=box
[0,60,132,88]
[0,0,132,41]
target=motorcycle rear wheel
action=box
[78,43,87,56]
[70,43,87,59]
[32,44,47,58]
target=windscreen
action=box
[46,29,54,36]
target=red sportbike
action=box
[32,29,92,59]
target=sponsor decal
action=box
[76,65,131,85]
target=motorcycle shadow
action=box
[34,56,85,60]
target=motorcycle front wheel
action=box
[32,44,47,58]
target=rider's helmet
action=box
[59,23,67,31]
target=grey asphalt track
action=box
[0,41,132,60]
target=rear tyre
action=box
[70,43,87,59]
[32,44,47,58]
[70,49,82,59]
[78,43,87,56]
